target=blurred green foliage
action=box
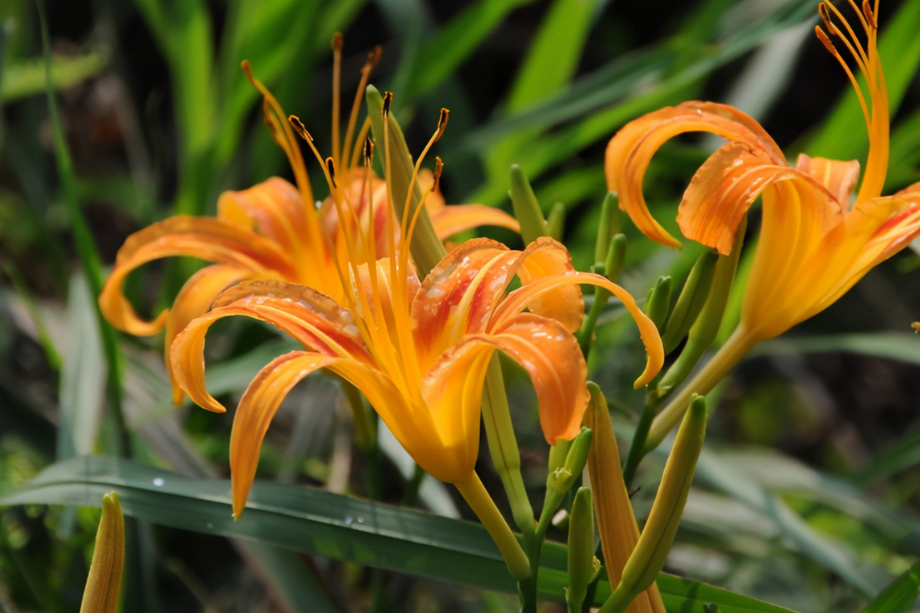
[1,0,920,611]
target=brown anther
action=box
[818,3,834,35]
[364,137,374,165]
[288,115,313,142]
[862,0,877,29]
[435,108,450,142]
[432,157,444,193]
[382,91,393,117]
[241,60,257,85]
[815,27,837,55]
[367,46,382,68]
[325,157,338,188]
[332,32,344,51]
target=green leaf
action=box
[1,49,109,102]
[58,274,106,460]
[466,0,816,204]
[856,426,920,487]
[756,333,920,367]
[1,456,800,613]
[860,560,920,613]
[38,0,128,455]
[406,0,537,98]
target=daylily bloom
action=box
[607,0,920,448]
[99,41,517,403]
[167,99,664,575]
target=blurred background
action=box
[2,0,920,611]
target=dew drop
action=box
[152,477,165,487]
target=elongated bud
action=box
[605,233,628,282]
[80,492,125,613]
[660,249,719,354]
[599,396,707,613]
[567,487,599,612]
[546,427,593,497]
[645,277,673,331]
[509,164,548,244]
[546,202,566,241]
[366,86,445,277]
[595,192,621,266]
[657,219,745,397]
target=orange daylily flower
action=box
[99,42,518,403]
[607,0,920,343]
[608,0,920,448]
[167,114,663,515]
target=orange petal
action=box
[430,204,521,239]
[164,265,252,406]
[411,238,519,358]
[99,216,295,335]
[218,178,310,256]
[677,143,800,254]
[795,154,860,212]
[493,271,663,387]
[606,102,783,248]
[229,350,399,516]
[416,342,494,483]
[463,313,589,444]
[740,179,844,339]
[170,281,370,413]
[514,238,583,332]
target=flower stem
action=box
[454,472,531,582]
[643,327,756,454]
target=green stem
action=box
[454,472,531,583]
[621,393,658,490]
[643,327,756,453]
[481,357,536,535]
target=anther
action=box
[815,27,837,55]
[326,157,338,188]
[818,4,834,35]
[435,108,450,142]
[432,157,444,193]
[862,0,877,30]
[367,46,382,68]
[288,115,313,142]
[332,32,344,51]
[382,91,393,117]
[364,137,374,165]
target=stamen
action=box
[242,60,319,248]
[405,157,443,249]
[822,1,870,70]
[349,118,373,170]
[288,115,313,142]
[815,27,837,56]
[432,157,444,193]
[332,33,344,169]
[342,46,382,169]
[862,0,877,29]
[364,136,374,166]
[435,108,450,142]
[382,91,393,117]
[325,157,338,189]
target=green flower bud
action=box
[510,164,548,244]
[567,487,599,612]
[661,249,719,354]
